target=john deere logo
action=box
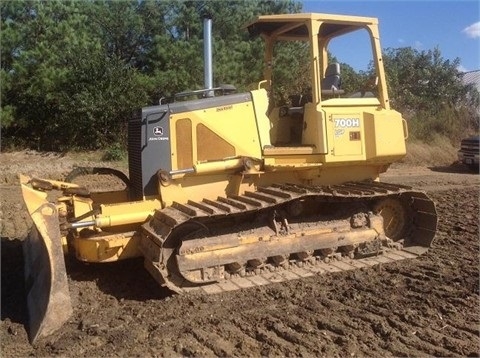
[148,126,169,142]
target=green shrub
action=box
[102,143,126,161]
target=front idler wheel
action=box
[373,197,410,241]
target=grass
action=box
[59,150,129,170]
[402,136,459,166]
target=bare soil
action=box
[1,151,479,357]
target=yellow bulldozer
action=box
[20,12,437,343]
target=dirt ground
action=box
[1,151,479,357]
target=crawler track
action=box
[140,181,437,294]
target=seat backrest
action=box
[322,63,341,91]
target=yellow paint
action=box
[251,89,271,148]
[169,99,262,172]
[74,232,142,262]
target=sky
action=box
[302,0,480,72]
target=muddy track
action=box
[142,181,435,294]
[1,152,479,357]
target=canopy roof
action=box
[245,13,378,40]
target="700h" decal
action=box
[335,118,360,128]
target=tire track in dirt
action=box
[188,325,239,356]
[207,320,262,354]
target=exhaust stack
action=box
[203,16,213,96]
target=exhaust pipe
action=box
[203,16,213,97]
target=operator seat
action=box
[321,63,344,95]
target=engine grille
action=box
[460,138,479,154]
[128,115,143,200]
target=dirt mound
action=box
[1,152,479,356]
[0,151,126,239]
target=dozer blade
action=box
[20,175,73,344]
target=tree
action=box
[383,46,475,112]
[383,46,479,140]
[2,0,304,150]
[147,0,303,99]
[1,0,150,150]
